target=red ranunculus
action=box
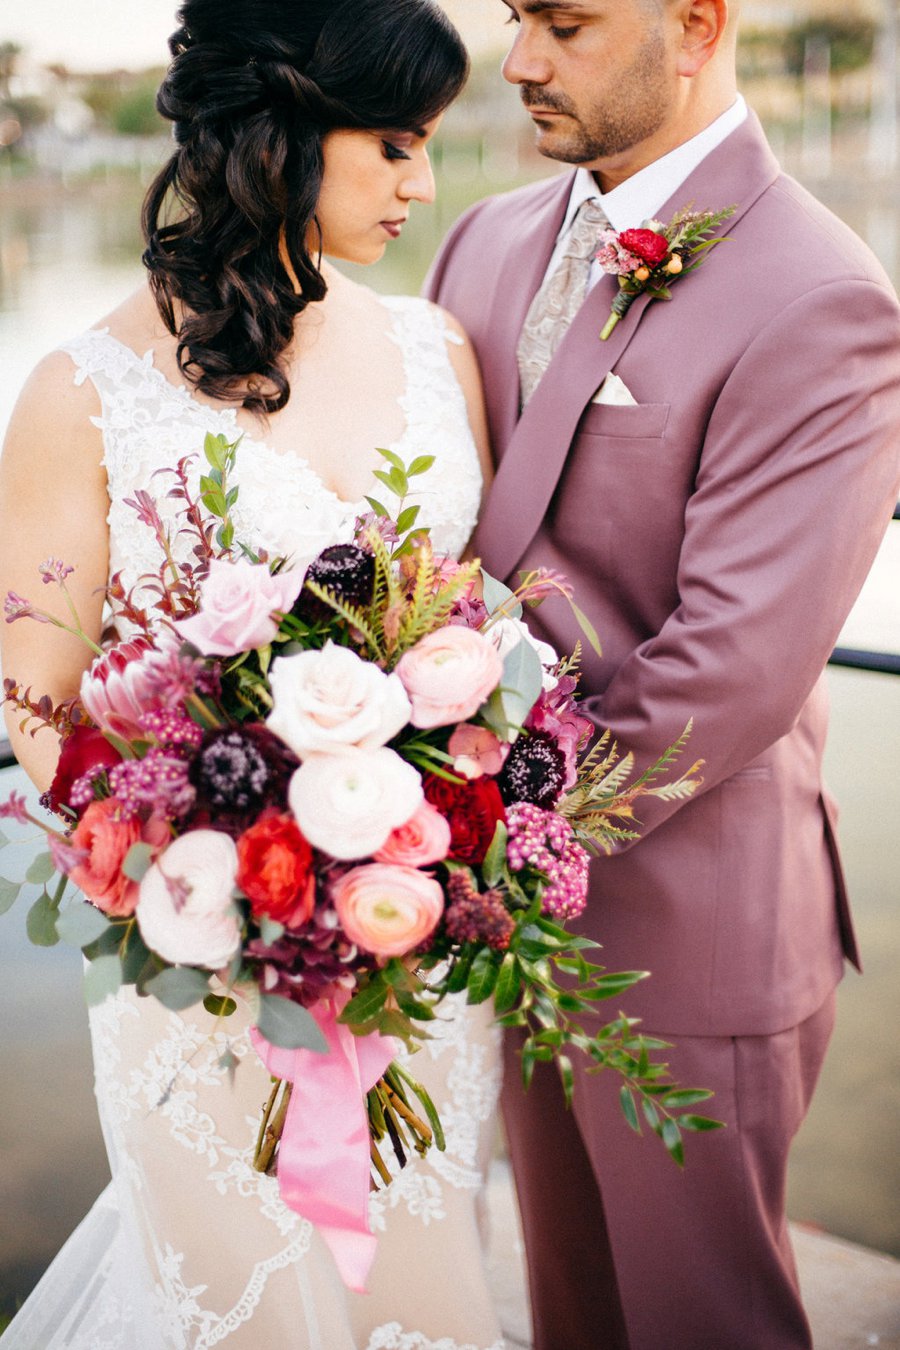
[618,228,669,266]
[46,725,123,817]
[423,774,506,866]
[237,813,316,929]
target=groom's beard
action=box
[518,31,672,165]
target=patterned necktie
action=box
[517,197,610,407]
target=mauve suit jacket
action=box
[426,113,900,1037]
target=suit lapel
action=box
[473,113,782,582]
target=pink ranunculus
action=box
[374,801,452,867]
[136,829,241,968]
[396,626,503,730]
[447,724,509,781]
[288,747,423,860]
[175,558,305,657]
[69,798,143,917]
[80,636,169,738]
[267,641,411,758]
[332,863,444,959]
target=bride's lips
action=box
[380,220,407,239]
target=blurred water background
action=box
[0,0,898,1323]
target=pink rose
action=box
[396,627,503,730]
[136,829,241,967]
[288,747,423,860]
[447,724,509,780]
[374,801,452,867]
[175,558,304,657]
[332,863,444,958]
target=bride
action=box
[0,2,505,1347]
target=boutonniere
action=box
[596,205,736,340]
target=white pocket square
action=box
[591,372,638,406]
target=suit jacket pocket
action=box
[578,401,671,440]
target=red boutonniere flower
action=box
[596,205,736,340]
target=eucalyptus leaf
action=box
[84,954,123,1007]
[204,993,238,1018]
[56,902,112,949]
[257,995,328,1052]
[145,966,211,1012]
[122,841,155,883]
[26,891,60,947]
[481,569,522,620]
[258,917,286,946]
[497,639,544,732]
[119,929,153,983]
[25,852,55,886]
[0,876,21,916]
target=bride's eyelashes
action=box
[382,140,412,162]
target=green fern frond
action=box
[303,581,383,658]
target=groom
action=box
[427,2,900,1347]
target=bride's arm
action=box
[0,352,109,792]
[436,308,493,504]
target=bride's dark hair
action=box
[142,0,468,413]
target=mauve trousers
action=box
[501,991,837,1350]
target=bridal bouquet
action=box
[2,436,718,1284]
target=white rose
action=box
[485,617,560,691]
[288,747,423,860]
[267,641,411,758]
[136,830,241,968]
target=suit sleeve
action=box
[582,275,900,846]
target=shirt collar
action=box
[558,94,748,236]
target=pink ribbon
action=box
[250,999,395,1293]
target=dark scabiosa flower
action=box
[444,871,515,951]
[293,544,376,625]
[188,724,299,833]
[497,731,567,808]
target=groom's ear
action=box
[672,0,733,79]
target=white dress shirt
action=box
[541,95,748,292]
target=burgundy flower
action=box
[618,228,669,266]
[423,773,506,866]
[44,725,123,817]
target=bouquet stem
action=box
[253,1077,293,1176]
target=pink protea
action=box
[79,636,176,738]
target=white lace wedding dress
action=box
[3,299,505,1350]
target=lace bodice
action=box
[61,296,482,609]
[2,299,503,1350]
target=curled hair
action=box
[142,0,468,413]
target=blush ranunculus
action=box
[618,228,669,266]
[288,747,423,860]
[332,863,444,958]
[374,801,452,867]
[69,798,144,917]
[267,641,410,758]
[423,773,506,866]
[46,725,123,816]
[175,558,305,657]
[396,627,503,730]
[136,830,241,967]
[237,813,316,929]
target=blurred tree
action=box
[784,19,877,76]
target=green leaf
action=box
[83,954,123,1007]
[407,455,435,477]
[568,599,603,659]
[26,891,60,946]
[662,1117,684,1167]
[582,971,650,1001]
[258,917,286,946]
[557,1053,575,1108]
[619,1085,641,1133]
[677,1114,725,1132]
[56,902,112,948]
[204,993,238,1018]
[493,952,522,1015]
[661,1089,715,1110]
[257,995,329,1052]
[642,1097,661,1133]
[145,966,211,1012]
[466,948,501,1005]
[364,496,390,518]
[445,951,474,994]
[25,852,56,886]
[376,447,405,471]
[481,821,508,889]
[396,505,421,535]
[481,570,523,620]
[204,431,228,472]
[0,876,21,916]
[497,639,544,732]
[122,842,155,883]
[339,978,389,1027]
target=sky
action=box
[1,0,507,72]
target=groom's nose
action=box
[502,24,554,87]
